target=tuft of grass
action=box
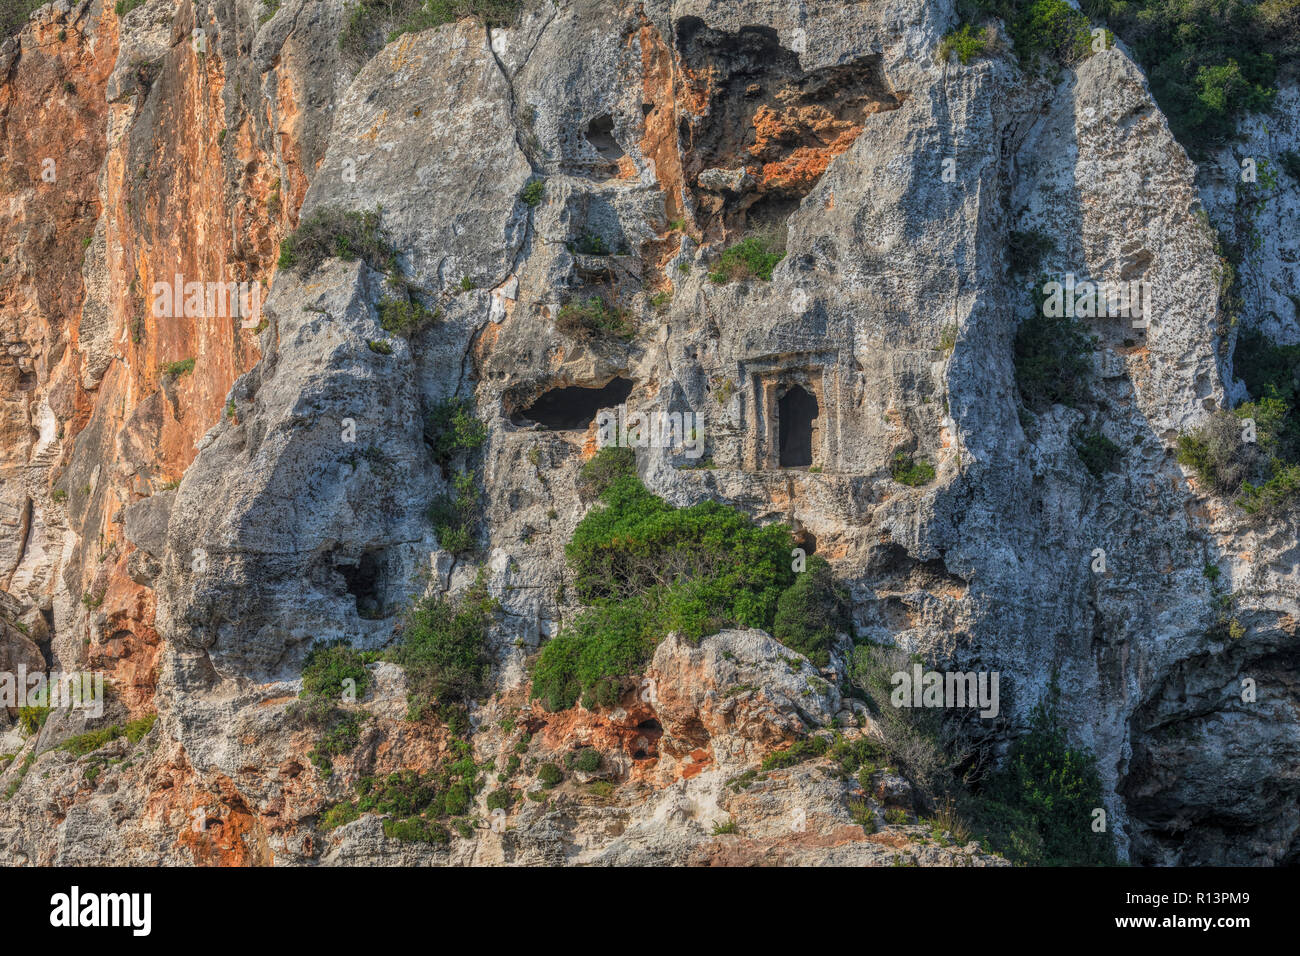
[708,234,785,283]
[159,357,196,378]
[368,339,393,355]
[278,206,399,278]
[555,296,633,339]
[938,23,997,64]
[711,819,739,835]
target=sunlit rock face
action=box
[0,0,1296,866]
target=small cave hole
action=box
[585,115,625,162]
[778,384,818,467]
[511,377,634,431]
[337,549,386,619]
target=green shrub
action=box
[1008,228,1055,276]
[18,705,50,735]
[278,206,399,277]
[1076,0,1293,151]
[1234,329,1300,462]
[572,749,602,773]
[428,469,481,554]
[531,470,794,711]
[486,787,513,811]
[890,453,935,487]
[383,816,450,844]
[389,578,497,708]
[772,555,849,666]
[555,296,633,339]
[708,234,785,283]
[980,681,1116,865]
[1074,428,1122,478]
[939,23,997,63]
[368,339,393,355]
[159,358,196,378]
[761,736,830,771]
[1014,306,1095,410]
[424,397,488,468]
[319,802,360,830]
[58,725,124,757]
[378,297,438,335]
[301,641,370,701]
[307,710,364,778]
[577,446,636,499]
[712,820,739,835]
[537,762,563,788]
[520,179,545,207]
[1237,461,1300,518]
[114,0,147,16]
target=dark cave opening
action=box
[778,384,818,467]
[512,377,634,430]
[338,549,385,618]
[585,115,624,162]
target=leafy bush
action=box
[424,397,487,468]
[1234,329,1300,462]
[307,710,364,778]
[572,749,601,773]
[1074,428,1122,478]
[772,555,850,666]
[383,816,450,844]
[378,296,438,335]
[18,705,49,735]
[537,762,563,788]
[520,179,545,207]
[980,681,1116,865]
[368,339,393,355]
[939,23,997,64]
[1008,228,1055,276]
[390,578,497,709]
[159,358,196,378]
[577,446,636,500]
[428,469,481,554]
[1014,306,1095,410]
[761,736,830,771]
[301,641,370,701]
[708,235,785,283]
[531,471,794,711]
[555,296,633,339]
[891,453,936,487]
[278,207,399,277]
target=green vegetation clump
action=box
[424,397,488,468]
[378,296,439,335]
[307,711,364,778]
[938,23,998,64]
[567,748,602,773]
[301,641,370,701]
[537,762,563,788]
[1008,228,1055,276]
[277,207,399,277]
[114,0,147,16]
[428,469,481,555]
[1014,306,1095,410]
[159,357,196,378]
[382,816,450,844]
[531,467,796,711]
[555,296,633,339]
[712,820,739,835]
[124,713,157,744]
[853,647,1115,865]
[761,736,830,772]
[520,179,545,207]
[389,578,497,712]
[368,339,393,355]
[708,235,785,283]
[18,705,50,735]
[890,452,936,487]
[577,446,636,500]
[1074,428,1122,478]
[772,555,849,666]
[1078,0,1295,151]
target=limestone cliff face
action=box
[0,0,1296,866]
